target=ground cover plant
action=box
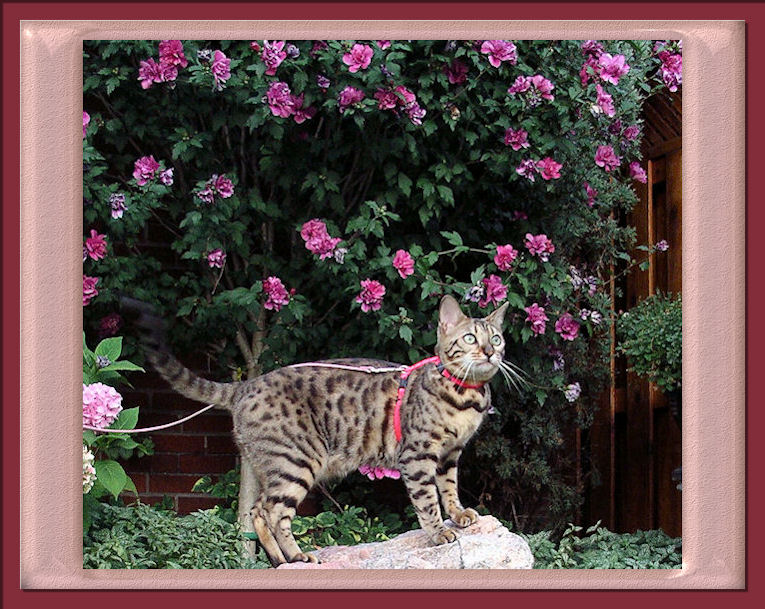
[83,38,681,533]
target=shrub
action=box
[83,39,680,531]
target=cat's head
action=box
[435,295,510,383]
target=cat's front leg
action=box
[399,454,457,545]
[436,446,479,528]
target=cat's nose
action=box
[484,346,494,358]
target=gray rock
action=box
[277,515,534,569]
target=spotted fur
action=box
[142,295,509,565]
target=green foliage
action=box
[192,467,242,524]
[616,292,682,393]
[83,39,673,531]
[522,521,682,569]
[293,505,410,550]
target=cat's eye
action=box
[490,335,502,346]
[463,333,477,344]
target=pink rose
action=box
[338,86,365,113]
[660,53,682,92]
[530,75,555,101]
[598,53,630,85]
[508,75,531,96]
[211,50,231,90]
[494,244,518,271]
[555,313,581,341]
[300,218,342,260]
[595,83,615,117]
[443,59,468,85]
[159,40,188,68]
[504,127,529,151]
[536,157,563,180]
[132,155,160,186]
[584,182,597,207]
[524,233,555,262]
[525,303,549,335]
[342,43,373,73]
[83,275,99,306]
[623,124,641,141]
[629,162,648,183]
[84,229,107,261]
[213,174,234,198]
[261,40,287,75]
[291,94,316,124]
[594,145,621,172]
[82,112,90,138]
[376,40,391,50]
[109,193,127,219]
[137,58,162,89]
[479,275,507,308]
[374,88,399,110]
[207,249,226,269]
[263,276,291,311]
[266,81,295,118]
[356,279,386,312]
[392,249,415,278]
[480,40,518,68]
[83,382,123,429]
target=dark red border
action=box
[4,2,762,607]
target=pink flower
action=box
[536,157,563,180]
[211,50,231,90]
[196,187,215,204]
[524,233,555,262]
[99,312,122,338]
[374,88,399,110]
[343,43,374,73]
[581,40,604,57]
[263,276,291,311]
[584,182,597,207]
[656,240,669,252]
[392,249,415,278]
[82,275,99,306]
[530,75,555,100]
[300,218,342,260]
[133,155,160,186]
[356,279,386,312]
[213,174,234,198]
[508,75,554,105]
[109,193,127,219]
[358,464,400,479]
[159,40,188,68]
[504,127,529,151]
[83,382,123,429]
[261,40,287,75]
[525,303,549,335]
[316,74,330,89]
[443,59,468,85]
[159,168,174,186]
[82,112,90,138]
[494,244,519,271]
[406,103,426,126]
[376,40,391,50]
[660,53,682,92]
[84,229,107,261]
[266,81,295,118]
[395,85,416,106]
[629,161,648,183]
[137,58,163,89]
[480,40,518,68]
[598,53,630,85]
[513,210,528,221]
[207,249,226,268]
[623,124,641,141]
[516,159,538,182]
[479,275,507,308]
[291,94,317,124]
[508,75,531,95]
[555,313,581,341]
[594,145,621,172]
[595,83,615,117]
[338,86,365,113]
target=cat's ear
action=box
[485,301,510,329]
[439,295,468,332]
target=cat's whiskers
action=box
[497,359,529,392]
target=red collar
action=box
[393,356,485,442]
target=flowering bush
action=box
[83,39,678,530]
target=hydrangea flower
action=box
[261,40,287,75]
[83,382,123,429]
[342,43,373,73]
[494,244,518,271]
[555,313,581,341]
[392,249,415,278]
[525,303,549,335]
[82,111,90,138]
[480,40,518,68]
[536,157,563,180]
[211,50,231,90]
[629,162,648,183]
[598,53,630,85]
[504,127,529,151]
[207,249,226,268]
[356,279,386,312]
[83,275,99,306]
[83,445,97,494]
[338,86,365,113]
[263,276,291,311]
[158,40,188,68]
[595,83,616,117]
[594,145,621,172]
[443,59,468,85]
[564,382,582,402]
[479,275,507,308]
[133,155,160,186]
[300,218,342,260]
[524,233,555,262]
[267,81,295,118]
[109,193,127,219]
[99,312,122,338]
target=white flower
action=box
[564,382,581,403]
[83,445,97,494]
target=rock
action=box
[277,515,534,569]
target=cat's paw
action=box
[451,507,479,528]
[433,528,458,545]
[289,551,319,564]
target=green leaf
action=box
[110,407,139,431]
[398,173,412,197]
[99,361,145,373]
[440,231,463,247]
[399,325,413,344]
[94,460,129,499]
[95,337,123,362]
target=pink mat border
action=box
[18,19,744,590]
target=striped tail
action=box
[120,295,237,409]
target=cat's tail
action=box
[120,296,237,409]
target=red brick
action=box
[177,495,224,514]
[178,454,236,474]
[149,474,204,494]
[152,391,202,411]
[182,413,233,433]
[151,433,205,453]
[124,472,148,494]
[136,493,177,509]
[205,435,238,454]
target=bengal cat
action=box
[132,295,511,565]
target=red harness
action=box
[392,355,485,442]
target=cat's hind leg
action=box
[251,499,287,566]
